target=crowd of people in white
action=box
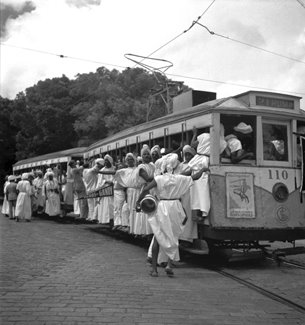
[2,122,256,277]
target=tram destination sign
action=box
[256,96,294,109]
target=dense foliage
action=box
[0,66,188,185]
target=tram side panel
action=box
[203,166,305,241]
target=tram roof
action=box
[86,97,231,151]
[13,147,87,170]
[86,90,304,151]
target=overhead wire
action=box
[166,72,305,96]
[296,0,305,9]
[0,0,304,98]
[0,41,304,97]
[193,21,305,65]
[0,42,126,69]
[132,0,217,67]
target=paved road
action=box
[0,213,305,325]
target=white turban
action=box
[95,158,104,166]
[8,175,15,181]
[104,154,113,165]
[126,152,136,162]
[21,173,28,180]
[161,153,179,174]
[183,145,196,157]
[151,145,161,156]
[141,144,151,157]
[46,171,54,177]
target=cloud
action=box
[65,0,101,8]
[0,1,36,38]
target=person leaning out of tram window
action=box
[5,175,18,220]
[225,122,254,164]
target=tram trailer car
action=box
[13,147,87,213]
[86,90,305,252]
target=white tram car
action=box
[12,90,305,254]
[86,89,305,252]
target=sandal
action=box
[165,268,174,277]
[149,270,158,277]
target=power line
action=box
[132,0,217,67]
[0,42,304,97]
[0,42,126,69]
[166,72,305,96]
[194,22,305,65]
[296,0,305,9]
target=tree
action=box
[0,96,19,188]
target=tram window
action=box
[296,124,305,166]
[221,115,256,158]
[263,123,288,161]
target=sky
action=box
[1,0,305,109]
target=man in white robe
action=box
[83,158,104,222]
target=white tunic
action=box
[83,167,99,221]
[133,163,155,235]
[43,179,61,217]
[177,163,198,242]
[1,181,10,215]
[15,180,32,220]
[148,174,193,261]
[188,133,212,215]
[97,167,114,224]
[115,167,141,231]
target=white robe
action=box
[133,163,155,235]
[83,168,99,221]
[15,180,32,220]
[33,177,45,211]
[148,174,193,262]
[1,181,10,215]
[177,162,198,242]
[97,167,114,224]
[114,167,140,231]
[188,133,211,215]
[43,179,61,217]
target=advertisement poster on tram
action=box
[226,173,255,219]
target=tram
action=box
[12,147,87,213]
[85,89,305,253]
[13,147,87,175]
[11,89,305,256]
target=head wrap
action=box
[104,154,113,166]
[151,145,161,156]
[141,144,151,157]
[234,122,253,134]
[126,152,136,162]
[161,153,179,174]
[21,173,28,180]
[46,171,54,177]
[182,145,196,157]
[8,175,15,181]
[95,158,104,166]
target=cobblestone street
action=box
[1,213,305,325]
